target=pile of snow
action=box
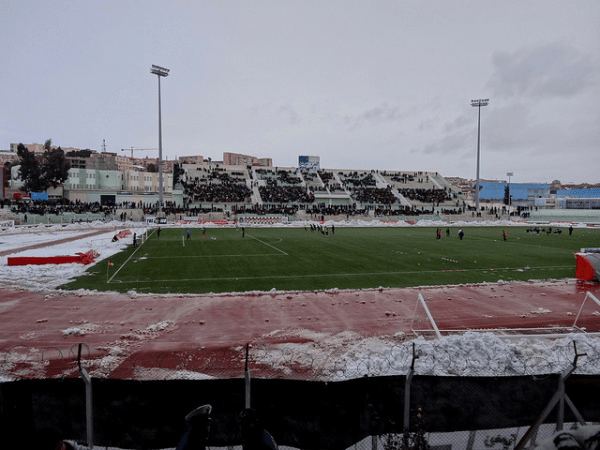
[0,222,145,291]
[251,330,600,380]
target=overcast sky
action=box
[1,1,599,184]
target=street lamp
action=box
[151,64,170,214]
[471,98,489,212]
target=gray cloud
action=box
[248,102,301,125]
[443,114,471,134]
[276,103,301,125]
[489,43,599,100]
[413,131,471,158]
[344,103,404,130]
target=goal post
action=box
[572,291,600,329]
[411,293,442,339]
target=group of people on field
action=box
[436,227,465,240]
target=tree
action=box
[503,185,510,206]
[42,140,70,189]
[65,149,92,158]
[17,143,44,192]
[146,163,158,173]
[16,140,71,192]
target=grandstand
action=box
[554,187,600,209]
[478,181,551,201]
[556,187,600,198]
[176,165,463,219]
[5,158,600,225]
[477,181,600,211]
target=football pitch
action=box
[61,226,599,294]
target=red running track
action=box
[1,280,599,379]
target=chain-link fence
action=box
[1,338,599,450]
[2,335,599,380]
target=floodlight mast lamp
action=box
[471,98,489,211]
[151,65,170,214]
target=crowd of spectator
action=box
[259,185,314,204]
[317,170,335,184]
[182,171,252,203]
[397,187,452,205]
[256,168,303,186]
[311,169,345,193]
[338,172,377,188]
[233,203,299,216]
[374,205,433,217]
[275,170,302,185]
[3,198,116,218]
[304,204,368,217]
[304,203,434,218]
[351,187,398,205]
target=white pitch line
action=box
[108,234,146,282]
[110,265,574,284]
[247,234,288,255]
[146,253,285,259]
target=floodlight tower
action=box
[471,98,489,211]
[507,171,513,214]
[151,64,170,214]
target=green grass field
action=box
[60,226,600,294]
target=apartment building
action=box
[223,152,272,167]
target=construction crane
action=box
[121,147,157,158]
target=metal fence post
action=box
[78,343,94,449]
[514,341,587,450]
[404,342,418,430]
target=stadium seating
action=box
[555,188,600,199]
[177,166,459,218]
[478,182,551,200]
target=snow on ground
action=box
[1,219,599,382]
[1,220,599,449]
[253,329,600,379]
[0,221,145,290]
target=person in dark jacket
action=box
[239,408,278,450]
[177,404,212,450]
